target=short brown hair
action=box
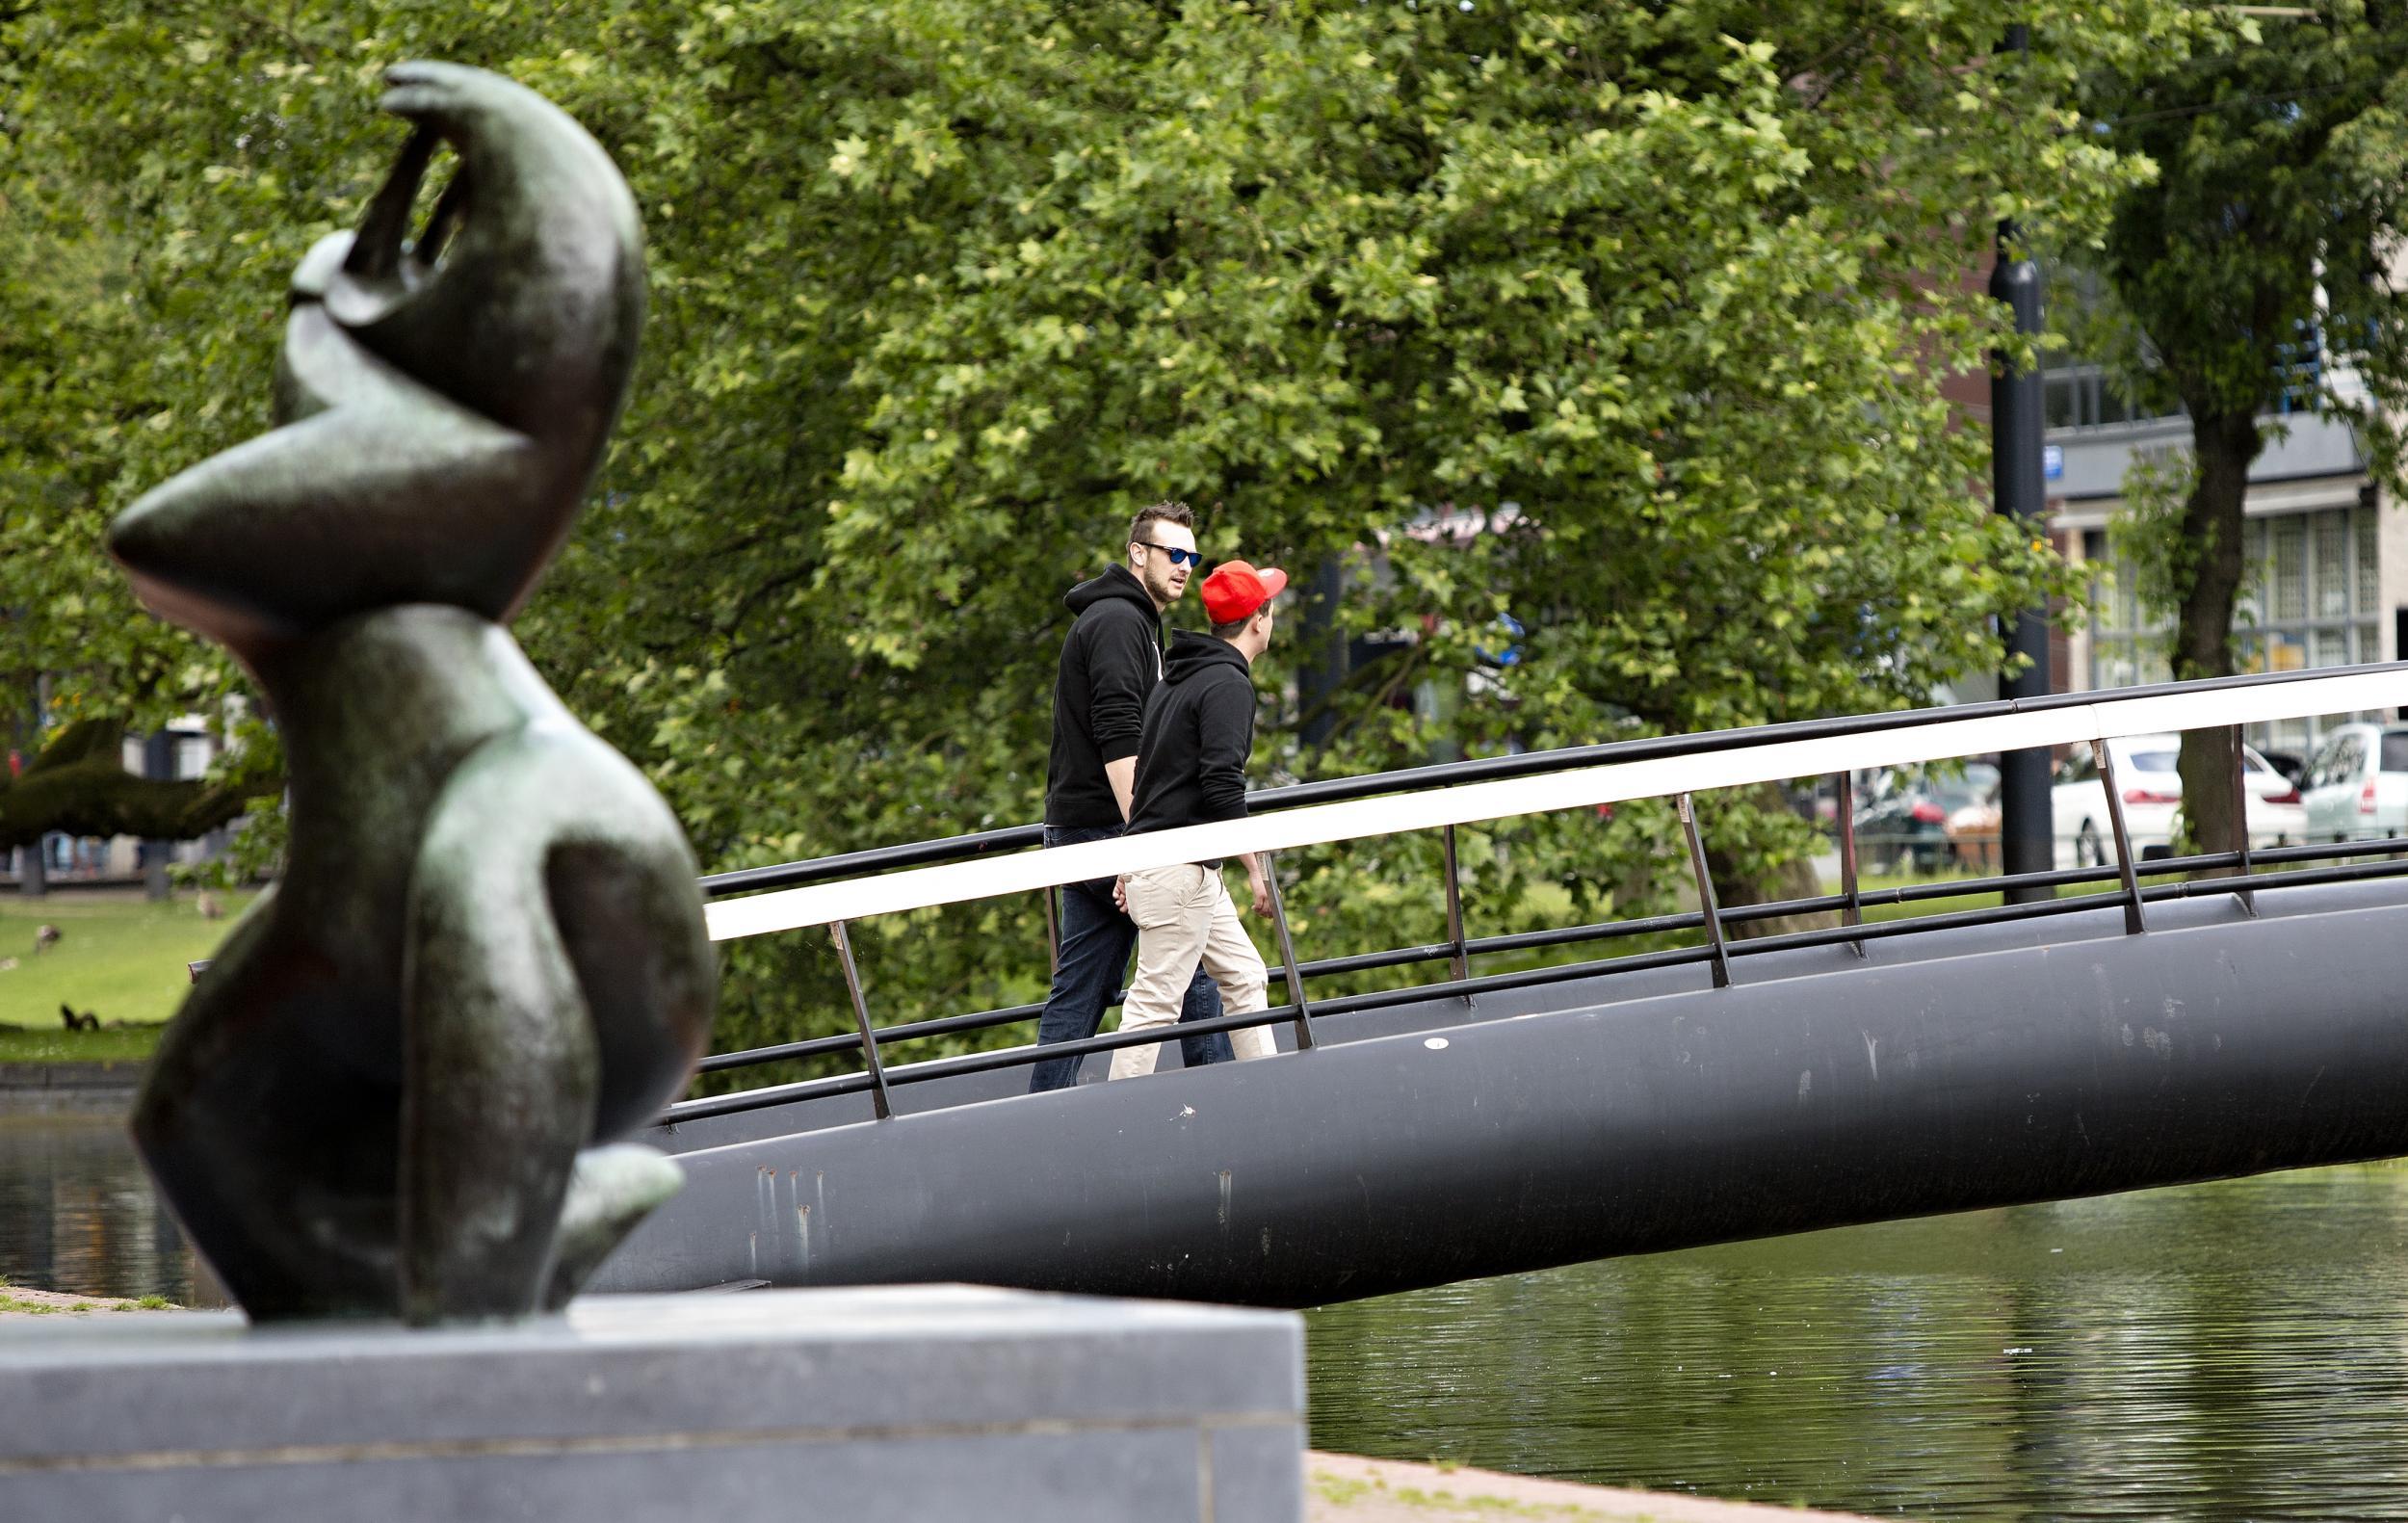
[1210,616,1254,640]
[1128,500,1195,550]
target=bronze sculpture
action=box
[107,63,715,1325]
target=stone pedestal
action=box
[0,1285,1303,1521]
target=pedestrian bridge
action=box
[592,665,2408,1306]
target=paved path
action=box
[1308,1452,1889,1523]
[0,1060,144,1096]
[0,1286,152,1317]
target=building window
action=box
[2083,527,2173,691]
[2086,502,2381,757]
[2045,365,2177,431]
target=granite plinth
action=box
[0,1284,1304,1522]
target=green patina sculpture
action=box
[106,63,716,1325]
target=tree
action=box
[2,2,2188,1063]
[0,1,275,891]
[2079,2,2408,859]
[0,719,277,882]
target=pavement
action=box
[1307,1452,1887,1523]
[0,1061,144,1097]
[0,1286,152,1317]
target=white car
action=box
[2051,733,2305,867]
[2299,722,2408,842]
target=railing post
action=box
[1261,852,1319,1051]
[829,920,895,1119]
[2228,723,2257,917]
[1834,772,1867,957]
[1677,793,1733,989]
[2092,743,2150,935]
[1441,824,1471,985]
[1041,885,1061,976]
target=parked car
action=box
[2299,722,2408,842]
[2052,734,2304,867]
[1852,762,2000,872]
[1943,797,2002,872]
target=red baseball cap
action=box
[1200,560,1288,624]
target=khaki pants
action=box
[1111,862,1278,1081]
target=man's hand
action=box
[1113,874,1129,914]
[1244,858,1272,919]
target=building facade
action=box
[2045,373,2404,767]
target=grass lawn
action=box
[1854,867,2201,924]
[0,890,251,1061]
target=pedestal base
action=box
[0,1285,1303,1521]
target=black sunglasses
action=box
[1133,540,1202,568]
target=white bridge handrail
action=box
[705,669,2408,943]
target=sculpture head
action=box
[106,63,645,661]
[299,63,645,445]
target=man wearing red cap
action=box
[1109,559,1289,1080]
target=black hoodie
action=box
[1045,564,1167,829]
[1127,631,1258,848]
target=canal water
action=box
[1307,1162,2408,1520]
[9,1103,2405,1518]
[0,1104,227,1308]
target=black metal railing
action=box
[695,660,2408,899]
[671,680,2408,1127]
[665,665,2408,1132]
[667,843,2408,1125]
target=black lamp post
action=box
[1991,24,2055,901]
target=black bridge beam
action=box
[598,881,2408,1306]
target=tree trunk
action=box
[1705,783,1838,939]
[142,730,173,902]
[2171,409,2264,873]
[1294,557,1348,752]
[1712,851,1830,939]
[17,843,43,899]
[0,719,278,854]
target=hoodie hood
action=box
[1064,563,1159,619]
[1164,628,1250,686]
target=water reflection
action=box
[1306,1166,2408,1522]
[0,1104,226,1307]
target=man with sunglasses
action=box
[1029,503,1232,1091]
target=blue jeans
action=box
[1029,825,1231,1091]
